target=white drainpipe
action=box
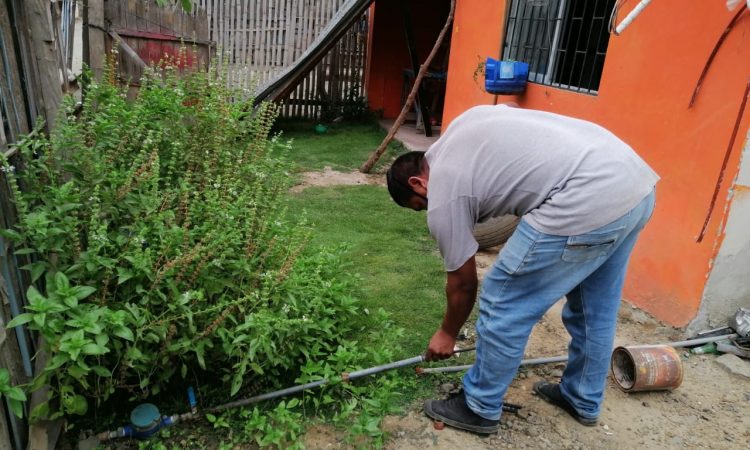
[615,0,653,35]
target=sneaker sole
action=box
[424,400,499,435]
[532,382,598,427]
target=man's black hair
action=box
[386,151,426,207]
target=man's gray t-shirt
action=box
[425,105,659,272]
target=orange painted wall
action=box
[367,0,452,118]
[442,1,750,326]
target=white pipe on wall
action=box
[615,0,653,35]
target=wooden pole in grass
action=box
[359,0,455,173]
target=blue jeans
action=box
[463,190,655,421]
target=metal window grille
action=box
[502,0,616,94]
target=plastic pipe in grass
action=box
[207,347,476,413]
[92,348,477,443]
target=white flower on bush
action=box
[282,304,291,314]
[1,165,15,173]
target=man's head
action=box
[386,151,429,211]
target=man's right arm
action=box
[425,256,478,361]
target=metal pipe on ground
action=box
[414,334,738,375]
[416,355,568,375]
[207,347,475,413]
[91,347,476,444]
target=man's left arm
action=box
[425,256,478,361]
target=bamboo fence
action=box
[196,0,368,118]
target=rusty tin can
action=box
[611,345,683,392]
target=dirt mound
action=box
[290,167,385,193]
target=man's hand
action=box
[424,257,477,361]
[425,328,456,361]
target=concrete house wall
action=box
[689,136,750,334]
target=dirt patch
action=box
[303,423,348,449]
[380,297,749,450]
[298,171,750,450]
[303,297,750,450]
[290,167,385,193]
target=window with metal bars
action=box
[502,0,616,94]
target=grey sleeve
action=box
[427,197,479,272]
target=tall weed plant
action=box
[2,57,401,440]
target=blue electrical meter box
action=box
[484,58,529,95]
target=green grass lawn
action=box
[274,119,405,173]
[280,120,473,407]
[278,120,446,355]
[287,185,445,356]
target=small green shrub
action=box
[319,86,371,123]
[1,58,403,442]
[202,313,407,449]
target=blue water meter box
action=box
[484,58,529,95]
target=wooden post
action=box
[83,0,107,82]
[402,1,432,137]
[108,30,147,70]
[0,284,29,449]
[27,347,62,450]
[0,396,12,450]
[24,0,64,132]
[0,0,31,143]
[0,314,18,450]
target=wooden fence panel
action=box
[1,0,80,448]
[0,1,31,150]
[281,10,367,120]
[196,0,368,119]
[1,2,67,449]
[93,0,212,98]
[87,0,369,116]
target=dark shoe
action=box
[423,390,500,434]
[533,381,598,427]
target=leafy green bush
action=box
[202,315,408,449]
[319,86,371,123]
[1,61,398,436]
